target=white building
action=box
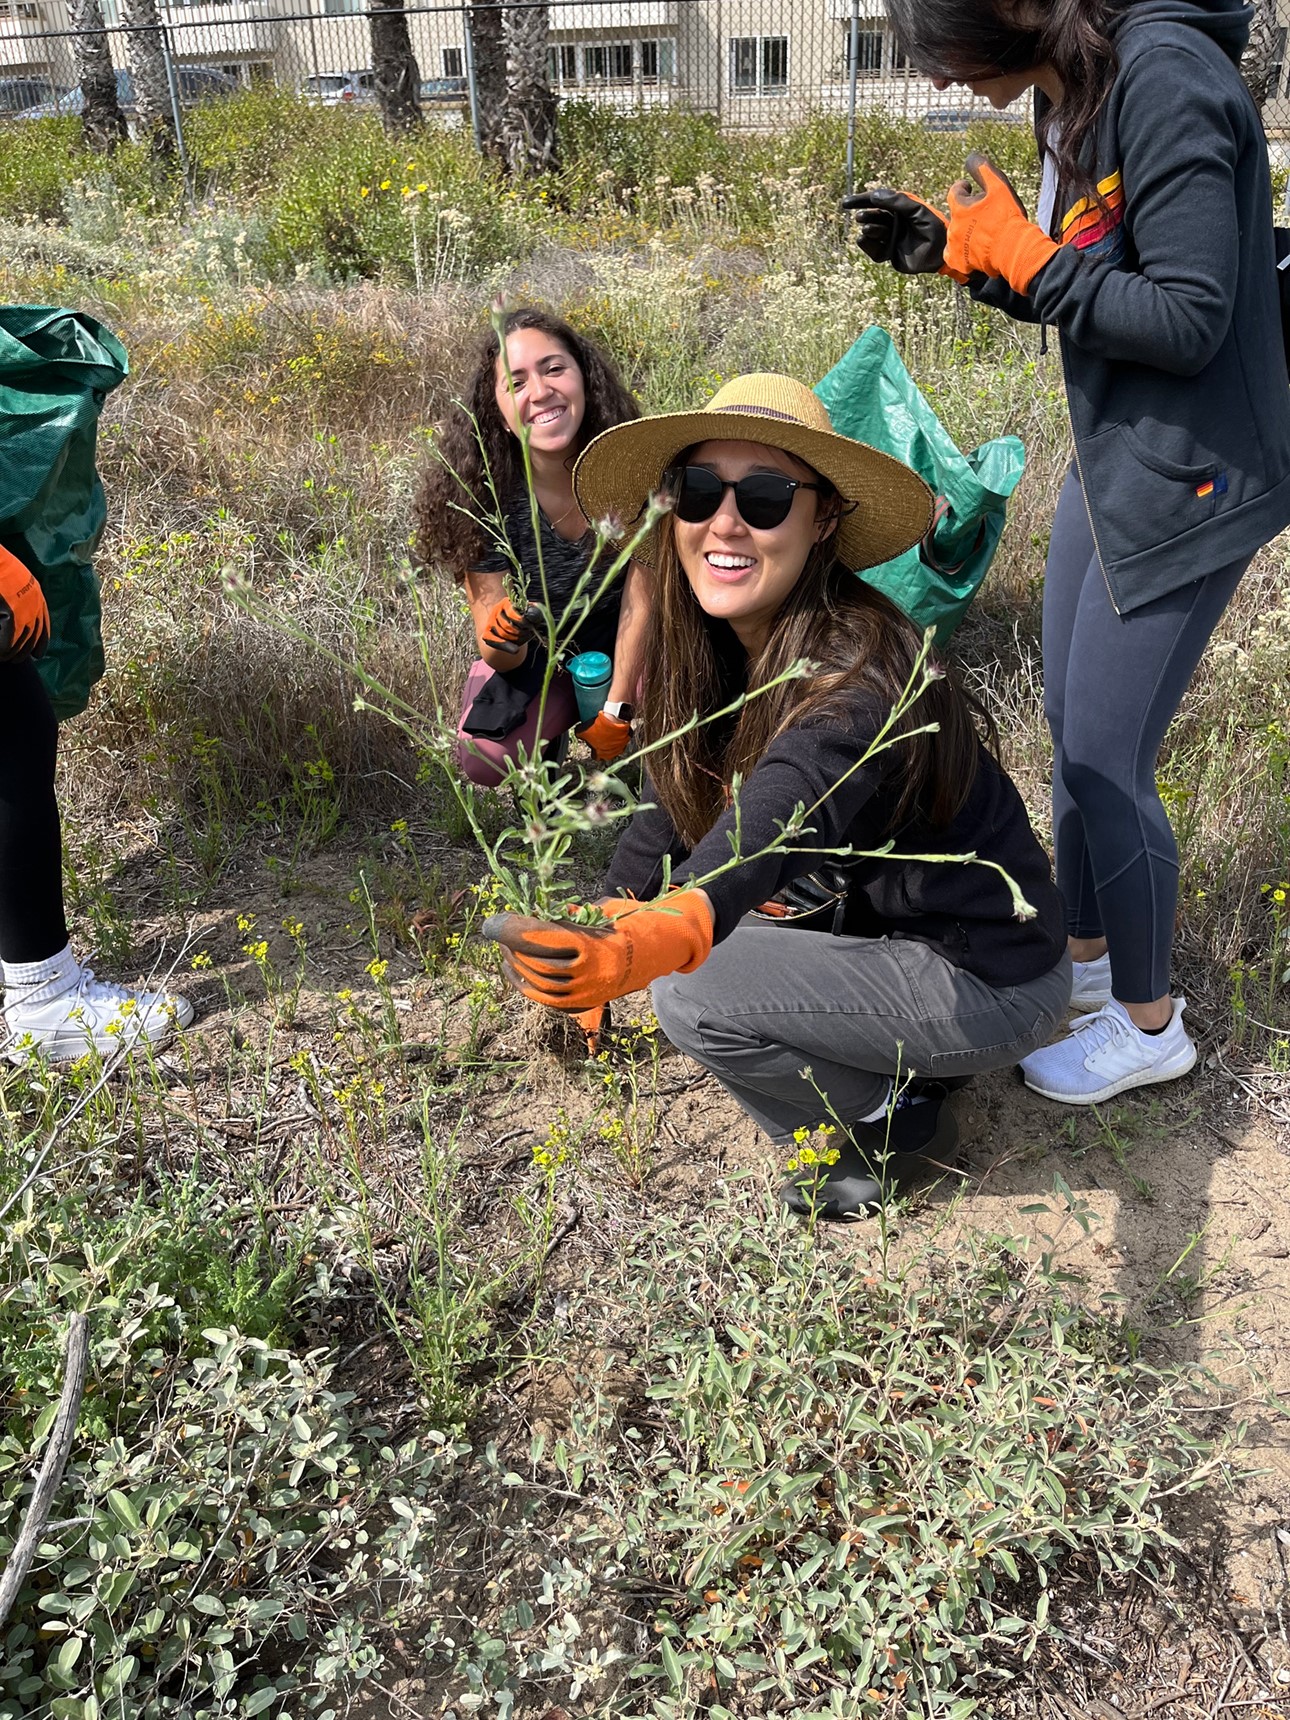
[5,0,1286,132]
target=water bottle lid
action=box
[568,651,612,686]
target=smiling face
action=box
[494,326,587,461]
[671,439,838,656]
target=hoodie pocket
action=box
[1111,421,1219,522]
[1079,421,1221,566]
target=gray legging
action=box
[1044,469,1248,1003]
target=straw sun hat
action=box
[572,372,933,573]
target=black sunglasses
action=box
[663,463,823,532]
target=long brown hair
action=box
[642,510,995,850]
[412,305,640,582]
[884,0,1128,218]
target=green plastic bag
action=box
[815,326,1024,643]
[0,306,129,720]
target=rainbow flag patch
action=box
[1060,170,1126,263]
[1195,474,1227,499]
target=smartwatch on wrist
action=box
[602,700,634,722]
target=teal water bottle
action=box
[568,651,612,726]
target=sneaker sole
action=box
[1068,987,1113,1012]
[1022,1041,1197,1106]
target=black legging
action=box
[1043,469,1248,1003]
[0,660,68,964]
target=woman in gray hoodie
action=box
[852,0,1290,1105]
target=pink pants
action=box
[455,661,580,787]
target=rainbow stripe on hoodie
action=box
[1060,170,1126,264]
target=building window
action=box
[323,0,364,14]
[843,28,885,75]
[640,38,676,84]
[547,43,578,85]
[442,46,463,79]
[585,42,633,83]
[730,35,788,96]
[547,38,676,90]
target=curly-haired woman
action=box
[414,306,650,785]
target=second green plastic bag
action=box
[815,326,1024,644]
[0,306,129,720]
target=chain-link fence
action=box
[5,0,1290,172]
[0,0,1029,136]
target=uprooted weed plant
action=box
[0,99,1285,1719]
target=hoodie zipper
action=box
[1058,341,1122,616]
[1070,436,1122,616]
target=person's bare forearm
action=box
[607,560,651,704]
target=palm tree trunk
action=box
[70,0,127,153]
[120,0,176,159]
[502,2,558,175]
[1241,0,1281,107]
[468,0,506,162]
[368,0,423,136]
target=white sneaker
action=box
[4,967,195,1064]
[1069,951,1113,1010]
[1019,996,1196,1105]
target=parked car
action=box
[14,64,238,121]
[921,106,1025,131]
[0,76,70,115]
[301,69,375,106]
[419,76,467,106]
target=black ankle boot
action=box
[779,1098,959,1224]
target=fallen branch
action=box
[0,1312,90,1627]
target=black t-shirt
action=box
[605,686,1067,990]
[461,493,626,740]
[476,493,622,659]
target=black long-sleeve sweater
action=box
[605,692,1067,989]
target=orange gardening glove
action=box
[483,890,714,1012]
[573,1004,607,1053]
[0,544,49,664]
[480,597,539,655]
[841,188,970,284]
[574,710,632,763]
[944,153,1059,295]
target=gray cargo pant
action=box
[651,922,1072,1143]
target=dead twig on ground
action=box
[0,1312,90,1628]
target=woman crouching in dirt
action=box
[483,374,1071,1222]
[414,306,650,786]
